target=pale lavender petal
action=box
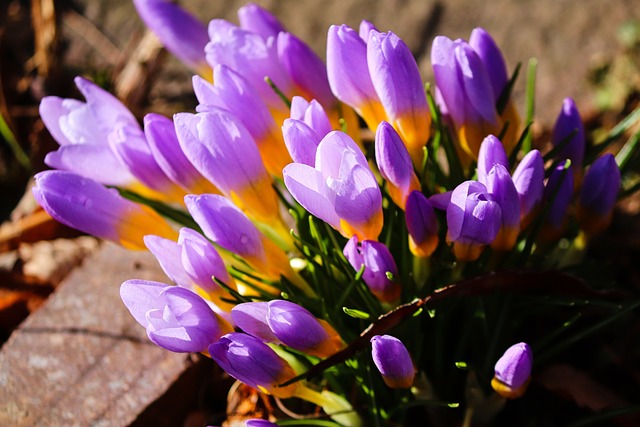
[231,302,278,342]
[334,164,382,225]
[282,163,341,228]
[120,279,166,326]
[144,113,207,192]
[290,96,332,137]
[486,164,520,229]
[454,42,498,125]
[282,119,322,166]
[238,3,285,39]
[278,32,335,108]
[447,180,501,244]
[185,194,264,260]
[358,20,378,41]
[44,144,134,186]
[144,234,192,288]
[375,121,414,190]
[494,342,533,389]
[179,227,229,290]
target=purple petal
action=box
[454,42,498,125]
[512,150,545,218]
[231,302,278,342]
[334,164,382,226]
[477,135,509,185]
[580,153,620,215]
[551,98,585,168]
[405,190,439,245]
[282,119,322,166]
[494,342,533,390]
[371,335,415,388]
[237,3,285,39]
[267,300,330,352]
[358,20,378,41]
[469,28,508,100]
[133,0,209,72]
[120,279,166,326]
[185,194,264,260]
[278,32,335,109]
[447,180,501,244]
[144,234,193,288]
[486,164,520,229]
[290,97,333,137]
[375,121,414,190]
[282,163,341,228]
[544,163,575,228]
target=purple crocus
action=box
[238,3,285,39]
[206,19,292,111]
[491,342,533,399]
[144,228,237,311]
[144,113,219,194]
[577,153,620,235]
[512,150,545,227]
[485,164,520,251]
[33,170,177,250]
[40,77,137,187]
[371,335,416,388]
[375,121,421,209]
[368,31,430,164]
[344,236,401,303]
[232,300,343,358]
[244,420,278,427]
[174,110,279,223]
[192,67,290,178]
[446,180,502,261]
[476,135,509,185]
[327,24,386,131]
[133,0,209,75]
[283,131,383,241]
[551,98,585,173]
[185,194,314,297]
[540,162,574,241]
[120,279,232,353]
[209,332,298,397]
[405,190,439,258]
[282,97,332,166]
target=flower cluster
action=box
[33,1,632,426]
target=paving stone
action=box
[0,242,193,427]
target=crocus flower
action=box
[371,335,416,388]
[491,342,533,399]
[133,0,209,76]
[40,76,184,202]
[144,113,218,194]
[232,300,343,358]
[469,28,520,152]
[375,121,421,209]
[368,31,430,164]
[174,110,280,223]
[245,420,278,427]
[40,77,138,187]
[577,153,620,235]
[327,25,386,131]
[284,131,383,240]
[205,19,292,115]
[120,279,233,352]
[485,164,520,251]
[144,228,237,311]
[540,162,574,242]
[551,98,585,173]
[446,180,502,261]
[282,97,332,166]
[185,194,314,297]
[512,150,545,227]
[278,32,336,111]
[238,3,285,39]
[344,236,401,303]
[432,36,502,160]
[405,190,439,258]
[192,67,291,178]
[476,135,509,185]
[33,171,177,250]
[209,332,298,397]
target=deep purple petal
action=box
[551,98,585,168]
[283,163,341,227]
[371,335,415,388]
[477,135,509,185]
[469,28,508,100]
[580,153,620,215]
[231,302,278,342]
[512,150,545,218]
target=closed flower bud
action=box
[344,237,401,303]
[492,342,533,399]
[405,190,439,257]
[512,150,545,228]
[578,153,620,235]
[552,98,585,173]
[371,335,416,388]
[120,280,232,353]
[209,332,298,398]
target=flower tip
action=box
[492,342,533,399]
[371,335,416,388]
